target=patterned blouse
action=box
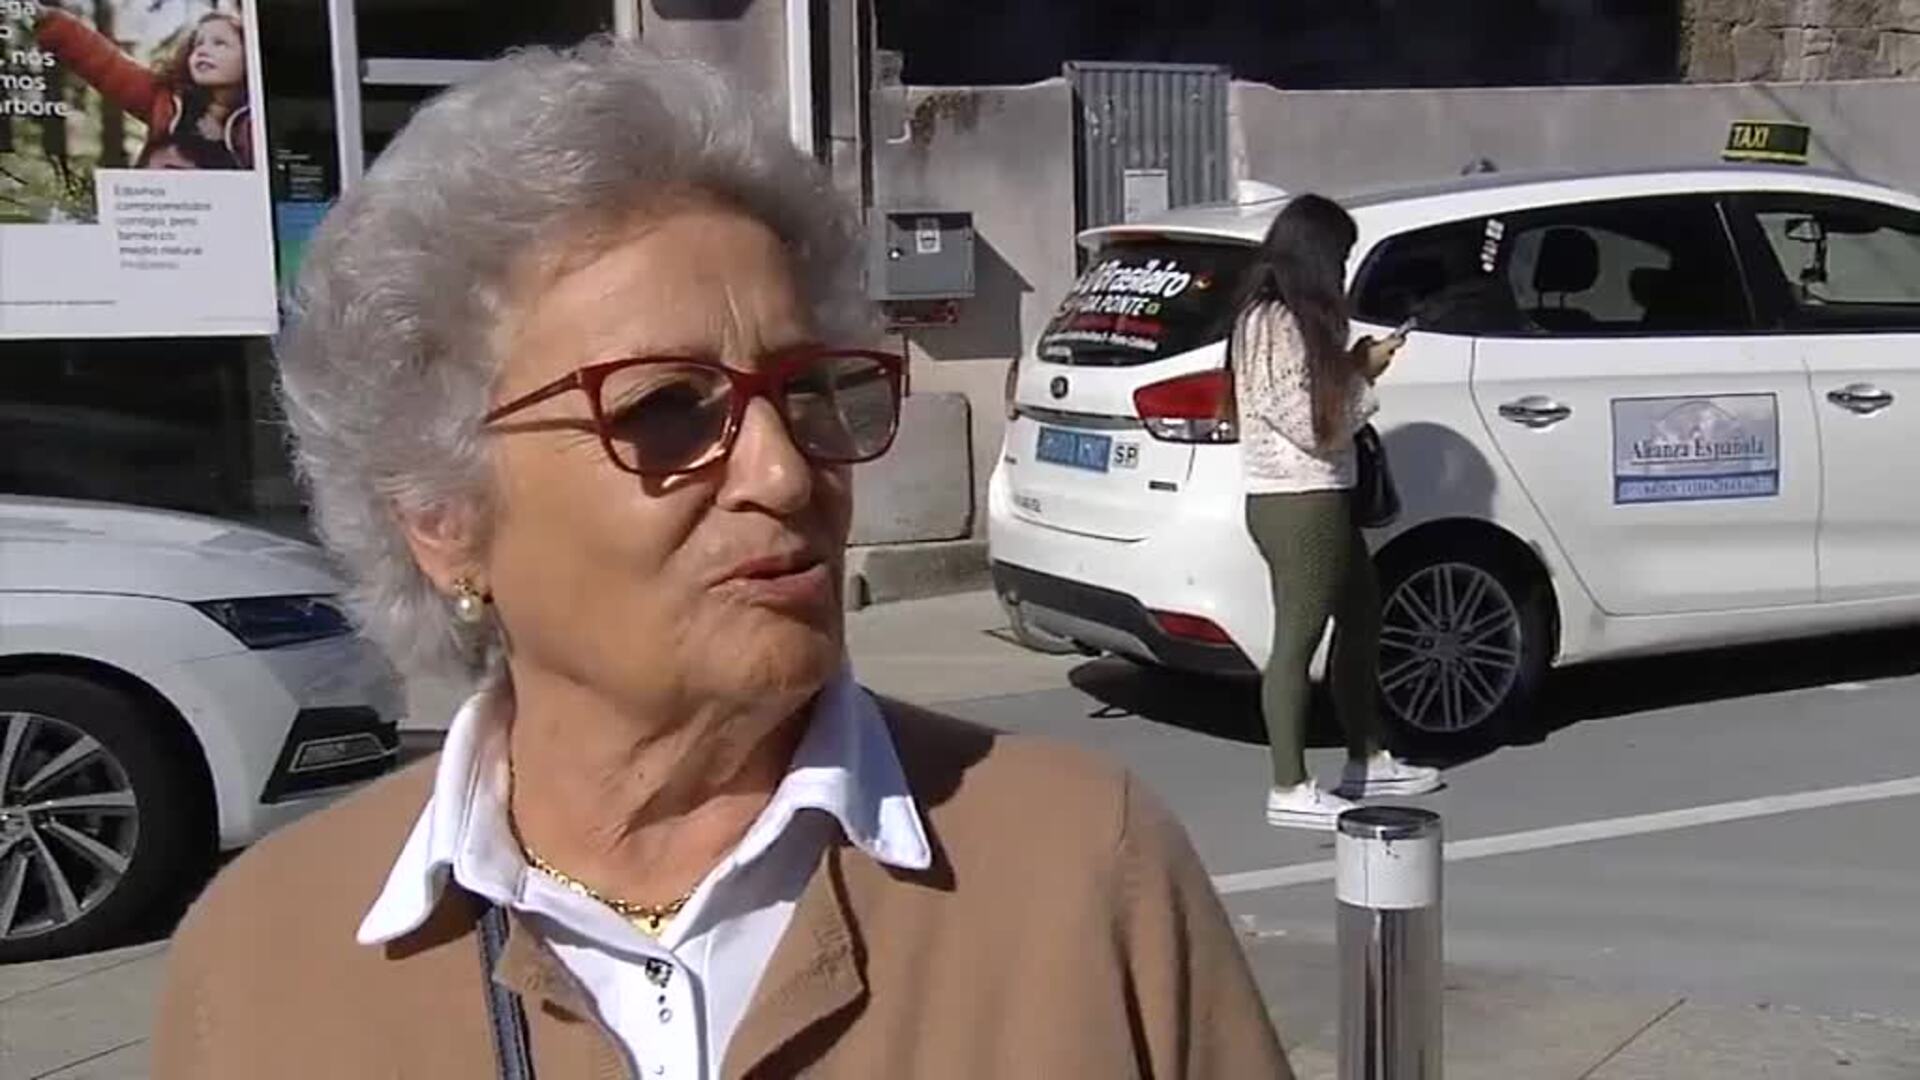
[1230,301,1378,495]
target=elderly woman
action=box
[153,39,1289,1080]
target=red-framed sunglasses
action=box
[483,347,905,478]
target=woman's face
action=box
[469,201,853,723]
[188,20,245,90]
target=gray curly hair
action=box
[276,37,872,687]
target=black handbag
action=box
[1352,424,1401,529]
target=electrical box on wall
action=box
[869,210,975,301]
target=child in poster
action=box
[34,4,253,170]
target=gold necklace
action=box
[522,846,696,937]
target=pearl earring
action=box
[452,578,488,625]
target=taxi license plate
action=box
[1036,426,1112,473]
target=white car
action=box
[0,496,403,961]
[990,166,1920,751]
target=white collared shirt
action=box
[358,668,932,1080]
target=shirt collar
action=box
[356,666,931,946]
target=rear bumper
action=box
[987,446,1276,673]
[992,561,1256,675]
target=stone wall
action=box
[1235,79,1920,197]
[1684,0,1920,80]
[869,79,1080,538]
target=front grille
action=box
[260,706,400,804]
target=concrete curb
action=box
[844,538,990,610]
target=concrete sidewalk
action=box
[5,592,1916,1078]
[1246,932,1920,1079]
[10,926,1917,1079]
[1,941,162,1079]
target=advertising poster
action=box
[1038,244,1239,364]
[0,0,276,338]
[1612,394,1781,505]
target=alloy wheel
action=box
[0,711,141,941]
[1379,561,1525,735]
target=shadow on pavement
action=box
[1068,623,1920,763]
[1066,659,1353,750]
[1530,623,1920,734]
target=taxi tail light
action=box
[1149,610,1236,645]
[1133,368,1238,444]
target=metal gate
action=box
[1065,61,1230,230]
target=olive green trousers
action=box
[1245,490,1382,787]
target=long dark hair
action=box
[1231,194,1360,445]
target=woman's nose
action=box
[717,398,814,515]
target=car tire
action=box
[0,672,214,963]
[1373,537,1553,756]
[997,595,1083,656]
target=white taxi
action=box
[988,166,1920,750]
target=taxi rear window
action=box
[1038,239,1252,367]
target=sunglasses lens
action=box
[782,354,899,463]
[599,364,732,475]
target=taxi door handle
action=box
[1498,396,1573,429]
[1827,384,1894,415]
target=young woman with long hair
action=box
[1230,194,1442,829]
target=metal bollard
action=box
[1337,806,1443,1080]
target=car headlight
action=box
[193,595,354,650]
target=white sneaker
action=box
[1335,751,1444,799]
[1265,781,1358,831]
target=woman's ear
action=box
[395,500,486,595]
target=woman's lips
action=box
[715,560,832,610]
[711,550,832,610]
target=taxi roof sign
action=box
[1724,120,1812,166]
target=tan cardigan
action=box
[153,701,1292,1079]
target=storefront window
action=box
[262,0,342,293]
[2,0,617,533]
[362,82,439,161]
[0,0,332,532]
[0,339,260,518]
[355,0,612,60]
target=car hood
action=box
[0,497,345,602]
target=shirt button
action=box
[658,1007,674,1024]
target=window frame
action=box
[1722,191,1920,335]
[1352,193,1762,340]
[1350,215,1508,338]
